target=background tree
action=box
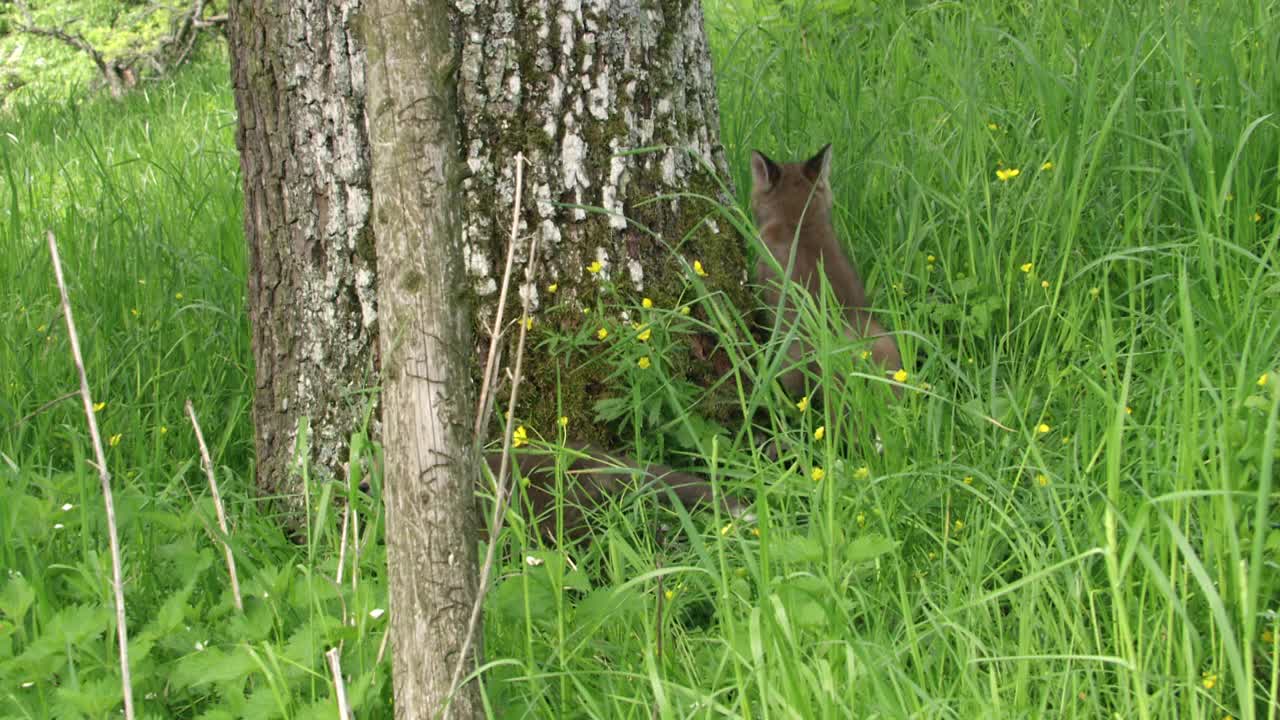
[227,0,746,516]
[228,0,744,714]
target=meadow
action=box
[1,1,1278,717]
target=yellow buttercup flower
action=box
[1037,474,1049,486]
[1254,212,1263,223]
[996,168,1021,181]
[587,260,603,274]
[558,416,569,428]
[796,395,809,412]
[547,283,558,293]
[1036,423,1051,434]
[953,519,964,531]
[926,255,936,263]
[1201,672,1217,690]
[512,425,528,448]
[93,402,106,412]
[637,356,651,369]
[893,369,909,383]
[1040,161,1054,171]
[859,350,871,360]
[174,292,184,300]
[1020,262,1034,273]
[596,327,608,340]
[641,297,653,309]
[109,434,122,447]
[693,260,708,277]
[679,305,691,315]
[811,467,825,482]
[962,475,973,485]
[987,122,999,130]
[854,466,870,480]
[637,327,652,342]
[1041,280,1049,289]
[813,426,825,441]
[523,316,534,330]
[1259,372,1270,387]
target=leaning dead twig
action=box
[447,154,538,718]
[326,647,352,720]
[185,399,243,611]
[48,231,136,720]
[473,154,526,440]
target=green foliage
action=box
[2,0,1279,718]
[0,0,209,100]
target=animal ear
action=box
[803,144,833,185]
[750,150,781,191]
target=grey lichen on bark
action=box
[363,0,482,716]
[229,0,379,509]
[453,0,750,442]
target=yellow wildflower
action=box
[109,434,122,447]
[1040,161,1054,171]
[962,475,973,485]
[637,327,652,342]
[664,589,675,601]
[811,467,825,482]
[953,519,964,531]
[1020,262,1034,273]
[926,254,936,263]
[996,168,1021,181]
[1041,280,1049,289]
[1259,372,1270,388]
[1262,629,1274,644]
[93,402,106,412]
[693,260,708,277]
[587,260,603,274]
[720,522,734,536]
[1090,287,1101,299]
[130,308,139,317]
[1125,406,1133,415]
[1037,474,1049,486]
[1036,423,1051,434]
[637,356,651,369]
[856,512,866,527]
[679,305,691,315]
[641,297,653,309]
[596,327,608,340]
[512,425,528,448]
[523,316,534,330]
[1254,212,1263,223]
[751,527,760,537]
[547,283,558,293]
[1202,672,1217,690]
[558,416,568,427]
[159,426,168,434]
[893,369,909,383]
[854,466,870,480]
[859,350,871,361]
[987,122,999,130]
[796,395,810,412]
[814,426,825,441]
[175,292,184,300]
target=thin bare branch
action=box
[326,647,353,720]
[185,399,243,611]
[448,154,537,716]
[48,231,135,720]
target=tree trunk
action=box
[455,0,750,443]
[362,0,482,717]
[227,0,378,507]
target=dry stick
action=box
[185,399,244,611]
[473,154,526,440]
[48,231,136,720]
[326,647,353,720]
[447,161,539,718]
[336,504,350,585]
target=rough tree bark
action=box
[455,0,751,441]
[228,0,378,507]
[362,0,482,716]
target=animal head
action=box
[749,144,834,233]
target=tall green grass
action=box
[2,1,1278,717]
